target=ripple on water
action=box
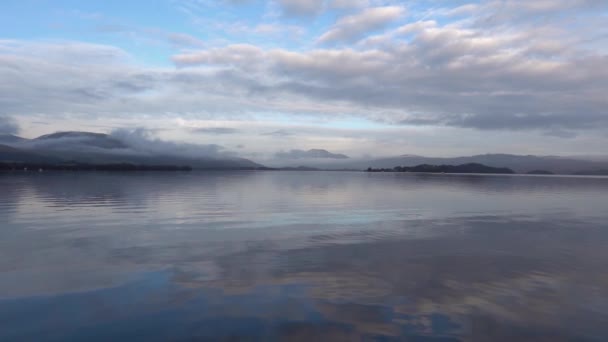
[1,172,608,341]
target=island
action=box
[366,163,515,174]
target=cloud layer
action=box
[0,116,19,135]
[1,0,608,157]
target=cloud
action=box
[166,33,205,48]
[172,10,608,132]
[275,0,325,17]
[478,0,608,23]
[172,44,264,66]
[10,132,130,154]
[3,0,608,142]
[275,149,349,159]
[191,127,240,134]
[262,129,295,137]
[329,0,369,10]
[110,128,231,158]
[0,116,19,135]
[2,128,253,167]
[318,6,405,44]
[543,129,578,139]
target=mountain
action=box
[0,134,29,144]
[4,132,608,174]
[0,144,59,163]
[34,132,128,149]
[0,131,263,169]
[308,153,608,174]
[275,149,349,160]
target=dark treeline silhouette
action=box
[367,163,515,174]
[527,170,554,175]
[573,169,608,176]
[0,162,192,172]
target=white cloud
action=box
[318,6,405,44]
[2,0,608,157]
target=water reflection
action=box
[1,172,608,341]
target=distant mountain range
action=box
[0,132,262,169]
[2,132,608,175]
[373,154,608,174]
[291,153,608,175]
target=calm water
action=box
[1,171,608,341]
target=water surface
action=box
[1,171,608,341]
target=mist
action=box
[0,127,259,168]
[109,128,237,159]
[0,116,19,135]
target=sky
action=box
[1,0,608,160]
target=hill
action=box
[367,163,515,174]
[0,134,29,144]
[0,144,60,163]
[34,131,128,149]
[0,131,263,170]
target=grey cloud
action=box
[166,33,205,48]
[543,129,578,139]
[191,127,240,134]
[2,129,252,167]
[3,0,608,141]
[0,116,19,135]
[477,0,608,25]
[275,149,349,159]
[329,0,368,10]
[318,6,404,44]
[401,110,608,132]
[262,129,295,137]
[172,44,265,67]
[16,132,128,152]
[173,12,608,133]
[275,0,325,17]
[110,128,231,158]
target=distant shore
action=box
[366,163,515,174]
[2,161,608,176]
[0,162,192,172]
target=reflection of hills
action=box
[4,171,261,209]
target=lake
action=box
[1,171,608,341]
